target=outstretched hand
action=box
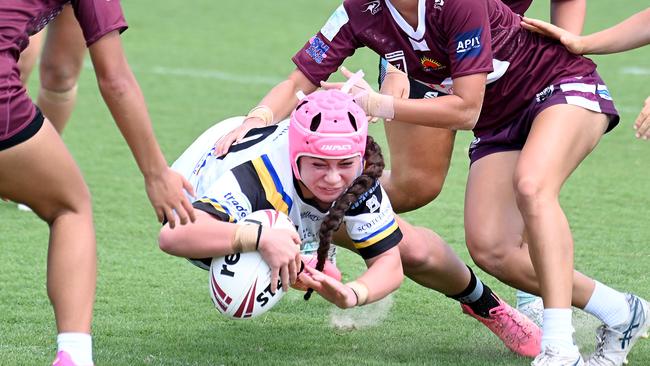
[297,266,357,309]
[145,167,196,228]
[320,66,393,121]
[634,96,650,140]
[214,117,266,157]
[521,17,585,54]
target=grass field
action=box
[1,1,649,365]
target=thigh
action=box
[516,104,609,192]
[384,121,456,177]
[465,151,524,253]
[0,119,90,221]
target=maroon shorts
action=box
[468,71,620,164]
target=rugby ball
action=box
[209,210,296,319]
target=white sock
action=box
[57,333,93,366]
[542,308,578,353]
[583,280,629,327]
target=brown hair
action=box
[304,135,385,300]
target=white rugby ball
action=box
[209,209,296,319]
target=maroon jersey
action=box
[501,0,533,15]
[0,0,127,142]
[292,0,596,136]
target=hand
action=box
[145,167,196,228]
[320,66,394,121]
[214,117,266,157]
[257,227,302,293]
[297,266,357,309]
[521,17,585,54]
[634,96,650,140]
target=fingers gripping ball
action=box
[209,210,296,319]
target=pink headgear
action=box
[289,89,368,180]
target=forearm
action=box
[581,8,650,54]
[97,71,168,177]
[550,0,586,34]
[392,94,481,130]
[254,69,318,124]
[355,247,403,304]
[159,212,238,258]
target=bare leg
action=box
[465,150,595,309]
[514,105,608,309]
[37,5,86,133]
[0,120,96,333]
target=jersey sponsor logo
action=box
[356,210,388,233]
[321,4,349,42]
[223,192,249,216]
[300,210,321,222]
[535,85,554,103]
[365,195,380,213]
[362,0,382,15]
[420,56,445,72]
[455,28,482,60]
[306,36,330,64]
[385,50,408,74]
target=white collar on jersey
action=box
[385,0,426,40]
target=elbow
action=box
[458,105,481,130]
[158,225,184,256]
[96,72,134,100]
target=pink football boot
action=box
[461,295,542,357]
[52,351,93,366]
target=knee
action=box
[513,176,555,214]
[40,60,81,91]
[39,185,92,226]
[465,230,521,279]
[158,226,180,255]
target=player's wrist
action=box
[245,105,274,126]
[367,93,395,120]
[232,224,263,253]
[346,280,369,306]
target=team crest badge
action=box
[420,56,445,72]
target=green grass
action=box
[2,1,649,365]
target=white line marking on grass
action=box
[84,61,283,86]
[621,67,650,76]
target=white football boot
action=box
[532,345,585,366]
[585,294,650,366]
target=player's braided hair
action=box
[304,135,385,301]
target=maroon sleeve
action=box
[291,2,361,86]
[441,0,494,78]
[71,0,128,47]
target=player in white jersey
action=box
[159,89,543,356]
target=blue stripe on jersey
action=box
[251,155,293,214]
[353,218,399,248]
[261,154,293,211]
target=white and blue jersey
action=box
[171,117,403,261]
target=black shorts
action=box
[0,107,44,151]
